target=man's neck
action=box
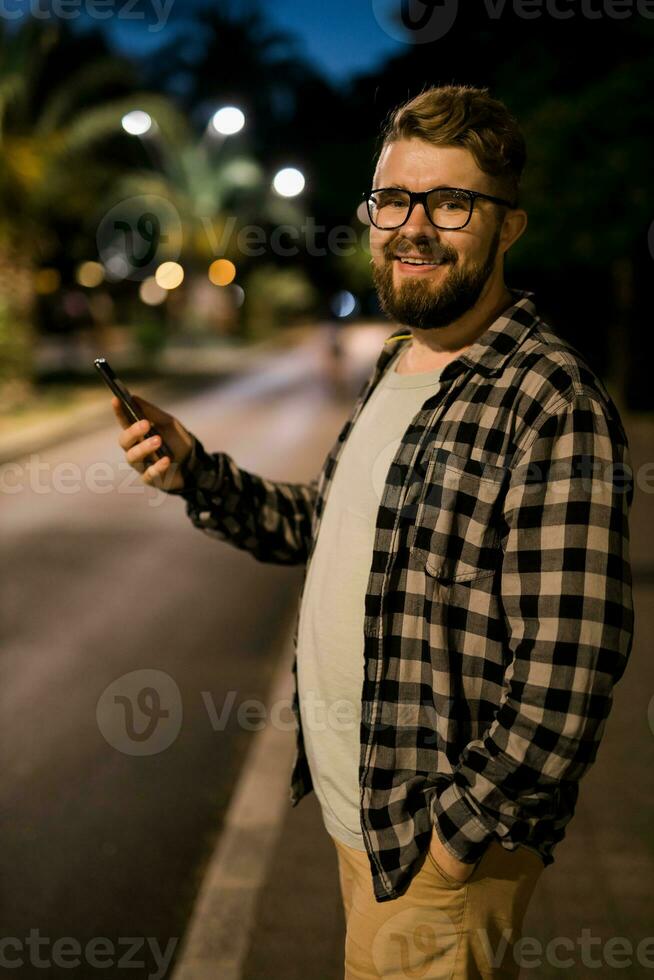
[395,285,515,375]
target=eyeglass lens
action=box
[368,188,472,229]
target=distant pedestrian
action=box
[324,318,347,398]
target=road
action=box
[0,327,378,979]
[3,323,652,980]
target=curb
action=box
[171,625,297,980]
[0,378,177,468]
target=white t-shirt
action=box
[296,346,443,849]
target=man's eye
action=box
[375,193,407,209]
[440,200,466,211]
[378,199,403,208]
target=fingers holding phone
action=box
[111,395,193,492]
[96,356,192,493]
[113,403,171,484]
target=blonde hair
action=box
[379,84,526,206]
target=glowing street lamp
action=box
[272,167,305,198]
[121,110,153,136]
[210,106,246,136]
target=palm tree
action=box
[144,0,312,148]
[0,19,186,408]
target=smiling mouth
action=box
[394,255,450,269]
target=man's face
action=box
[369,139,506,330]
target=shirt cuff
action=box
[430,779,494,864]
[163,433,224,497]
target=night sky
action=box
[250,0,405,80]
[85,0,405,83]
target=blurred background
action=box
[2,2,653,978]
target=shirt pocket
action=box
[405,448,509,583]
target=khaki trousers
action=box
[331,835,544,979]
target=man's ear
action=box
[498,209,528,255]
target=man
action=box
[114,85,634,978]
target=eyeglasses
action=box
[363,186,516,231]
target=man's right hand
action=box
[112,393,194,493]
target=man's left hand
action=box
[429,828,477,883]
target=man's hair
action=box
[378,84,526,207]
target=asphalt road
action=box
[1,329,378,980]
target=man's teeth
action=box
[398,257,445,265]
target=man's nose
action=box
[403,200,440,236]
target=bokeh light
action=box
[272,167,305,197]
[139,277,168,306]
[35,269,60,294]
[155,261,184,290]
[211,106,245,136]
[62,292,88,318]
[121,110,153,136]
[229,284,245,308]
[220,158,262,188]
[76,261,104,288]
[331,290,357,318]
[356,201,371,225]
[209,259,237,286]
[104,254,130,281]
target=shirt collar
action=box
[379,288,539,382]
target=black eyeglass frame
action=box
[362,186,517,231]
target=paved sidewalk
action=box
[170,624,346,980]
[0,325,313,466]
[241,790,346,980]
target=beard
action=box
[372,224,502,330]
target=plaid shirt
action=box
[168,289,634,902]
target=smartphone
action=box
[94,357,173,462]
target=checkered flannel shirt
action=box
[166,289,634,902]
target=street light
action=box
[210,106,246,136]
[272,167,305,198]
[121,110,153,136]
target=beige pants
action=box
[332,835,544,979]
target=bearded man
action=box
[114,84,634,979]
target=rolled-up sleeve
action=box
[431,392,635,863]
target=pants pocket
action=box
[425,848,472,889]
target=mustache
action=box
[383,237,457,263]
